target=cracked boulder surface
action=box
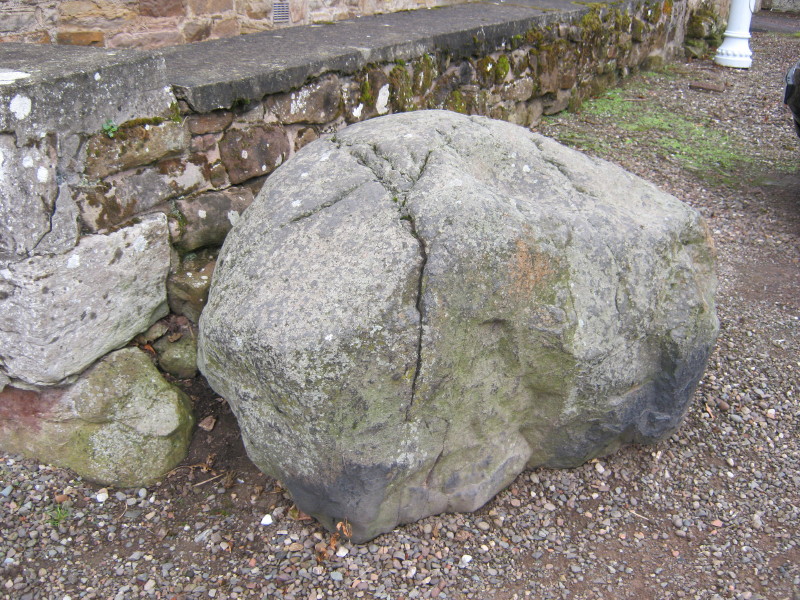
[197,110,719,542]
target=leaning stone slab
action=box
[198,111,719,542]
[0,214,170,388]
[0,348,193,487]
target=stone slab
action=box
[160,0,586,112]
[0,214,171,387]
[0,43,174,143]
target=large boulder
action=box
[0,347,193,487]
[198,110,718,542]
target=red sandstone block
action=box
[57,29,105,46]
[188,0,234,15]
[140,0,187,18]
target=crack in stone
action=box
[423,419,449,489]
[29,198,56,255]
[333,136,435,419]
[286,180,370,225]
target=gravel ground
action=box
[2,28,799,600]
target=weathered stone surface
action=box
[168,186,254,253]
[155,333,198,379]
[140,0,187,18]
[0,44,174,145]
[187,111,234,135]
[218,125,290,184]
[265,75,343,124]
[76,158,208,232]
[199,111,718,542]
[0,134,60,266]
[84,120,189,179]
[108,30,187,49]
[167,249,217,323]
[0,214,170,387]
[56,30,105,46]
[59,1,137,22]
[0,347,193,487]
[502,76,535,102]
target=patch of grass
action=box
[562,86,764,185]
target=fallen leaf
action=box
[198,416,216,431]
[289,505,313,521]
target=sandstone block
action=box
[140,0,187,18]
[56,30,105,46]
[168,186,254,253]
[218,125,289,184]
[85,120,189,179]
[0,135,61,266]
[59,1,136,22]
[0,347,193,487]
[265,76,343,125]
[77,158,207,232]
[187,111,234,135]
[188,0,234,14]
[167,250,217,322]
[108,30,187,49]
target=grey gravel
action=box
[2,30,800,600]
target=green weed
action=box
[46,504,71,527]
[101,119,119,138]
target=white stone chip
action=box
[0,71,31,85]
[260,514,274,526]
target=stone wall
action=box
[0,0,689,486]
[769,0,800,11]
[0,0,467,48]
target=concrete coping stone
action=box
[0,0,629,118]
[159,0,590,112]
[0,43,171,140]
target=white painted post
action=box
[714,0,754,68]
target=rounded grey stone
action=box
[198,110,718,542]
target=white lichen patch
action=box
[132,236,148,252]
[376,85,391,115]
[66,255,81,269]
[227,210,240,226]
[0,71,31,86]
[37,166,49,183]
[290,86,312,115]
[9,94,32,120]
[198,209,207,219]
[353,103,364,119]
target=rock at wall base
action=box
[0,348,194,488]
